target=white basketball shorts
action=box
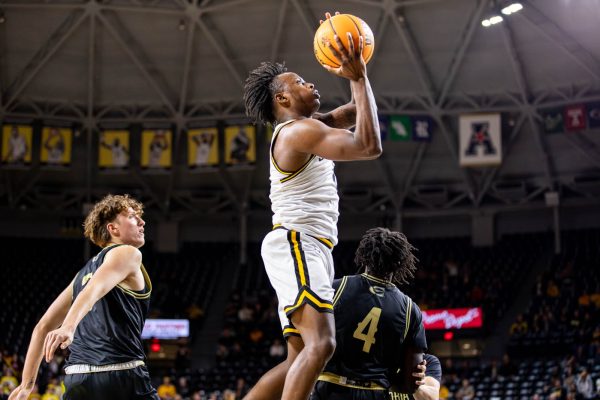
[261,226,335,338]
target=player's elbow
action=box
[363,144,382,159]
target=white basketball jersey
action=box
[269,119,339,245]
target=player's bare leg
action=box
[281,306,335,400]
[243,336,303,400]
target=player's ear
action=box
[274,92,290,108]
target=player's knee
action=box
[307,335,336,363]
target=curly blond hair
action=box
[83,194,143,247]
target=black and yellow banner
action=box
[99,130,130,169]
[225,125,256,166]
[187,128,218,168]
[1,125,32,166]
[141,129,172,169]
[41,127,72,166]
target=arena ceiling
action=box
[0,0,599,225]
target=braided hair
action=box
[243,62,287,125]
[354,227,418,285]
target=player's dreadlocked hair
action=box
[243,62,287,125]
[354,227,418,285]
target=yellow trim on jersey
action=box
[332,276,348,306]
[315,237,334,249]
[283,327,300,336]
[270,119,296,175]
[362,273,392,285]
[290,231,308,286]
[280,155,316,183]
[404,298,413,340]
[284,289,333,314]
[317,372,386,391]
[117,264,152,300]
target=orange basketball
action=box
[313,14,375,68]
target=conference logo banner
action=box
[564,104,586,132]
[225,125,256,166]
[99,130,130,169]
[188,128,218,168]
[540,108,564,134]
[586,102,600,129]
[41,127,72,167]
[378,115,389,140]
[422,307,483,330]
[1,125,32,167]
[411,116,434,142]
[388,115,411,141]
[459,113,502,167]
[141,129,172,170]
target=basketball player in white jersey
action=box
[148,131,169,168]
[192,132,215,166]
[242,23,381,400]
[100,134,129,168]
[4,126,28,164]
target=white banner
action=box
[459,113,502,167]
[142,319,189,339]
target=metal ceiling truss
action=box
[1,0,599,220]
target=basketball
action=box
[313,14,375,68]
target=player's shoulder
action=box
[104,244,142,263]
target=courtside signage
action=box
[422,307,483,330]
[142,319,190,339]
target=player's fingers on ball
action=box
[346,32,355,57]
[358,35,364,56]
[333,35,347,57]
[335,11,340,15]
[325,40,343,61]
[325,12,332,19]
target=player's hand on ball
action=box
[323,32,366,81]
[412,358,427,386]
[44,326,74,362]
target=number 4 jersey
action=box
[324,273,427,389]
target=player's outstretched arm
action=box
[9,282,73,400]
[43,245,142,362]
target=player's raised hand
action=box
[323,32,366,81]
[43,326,74,362]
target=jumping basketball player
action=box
[311,228,428,400]
[242,19,381,400]
[9,194,159,400]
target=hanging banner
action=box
[378,115,389,141]
[564,104,586,132]
[540,108,564,134]
[188,128,218,168]
[411,116,434,142]
[141,129,172,169]
[41,127,72,166]
[1,125,32,166]
[388,116,411,141]
[586,102,600,129]
[422,308,483,330]
[99,130,130,169]
[225,125,256,166]
[459,113,502,167]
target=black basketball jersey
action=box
[66,244,152,366]
[324,273,427,388]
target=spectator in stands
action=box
[575,368,594,399]
[547,280,560,298]
[509,314,528,335]
[1,370,18,396]
[498,353,517,377]
[238,303,254,323]
[455,378,474,400]
[176,376,191,399]
[269,339,285,359]
[157,376,177,399]
[438,378,449,400]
